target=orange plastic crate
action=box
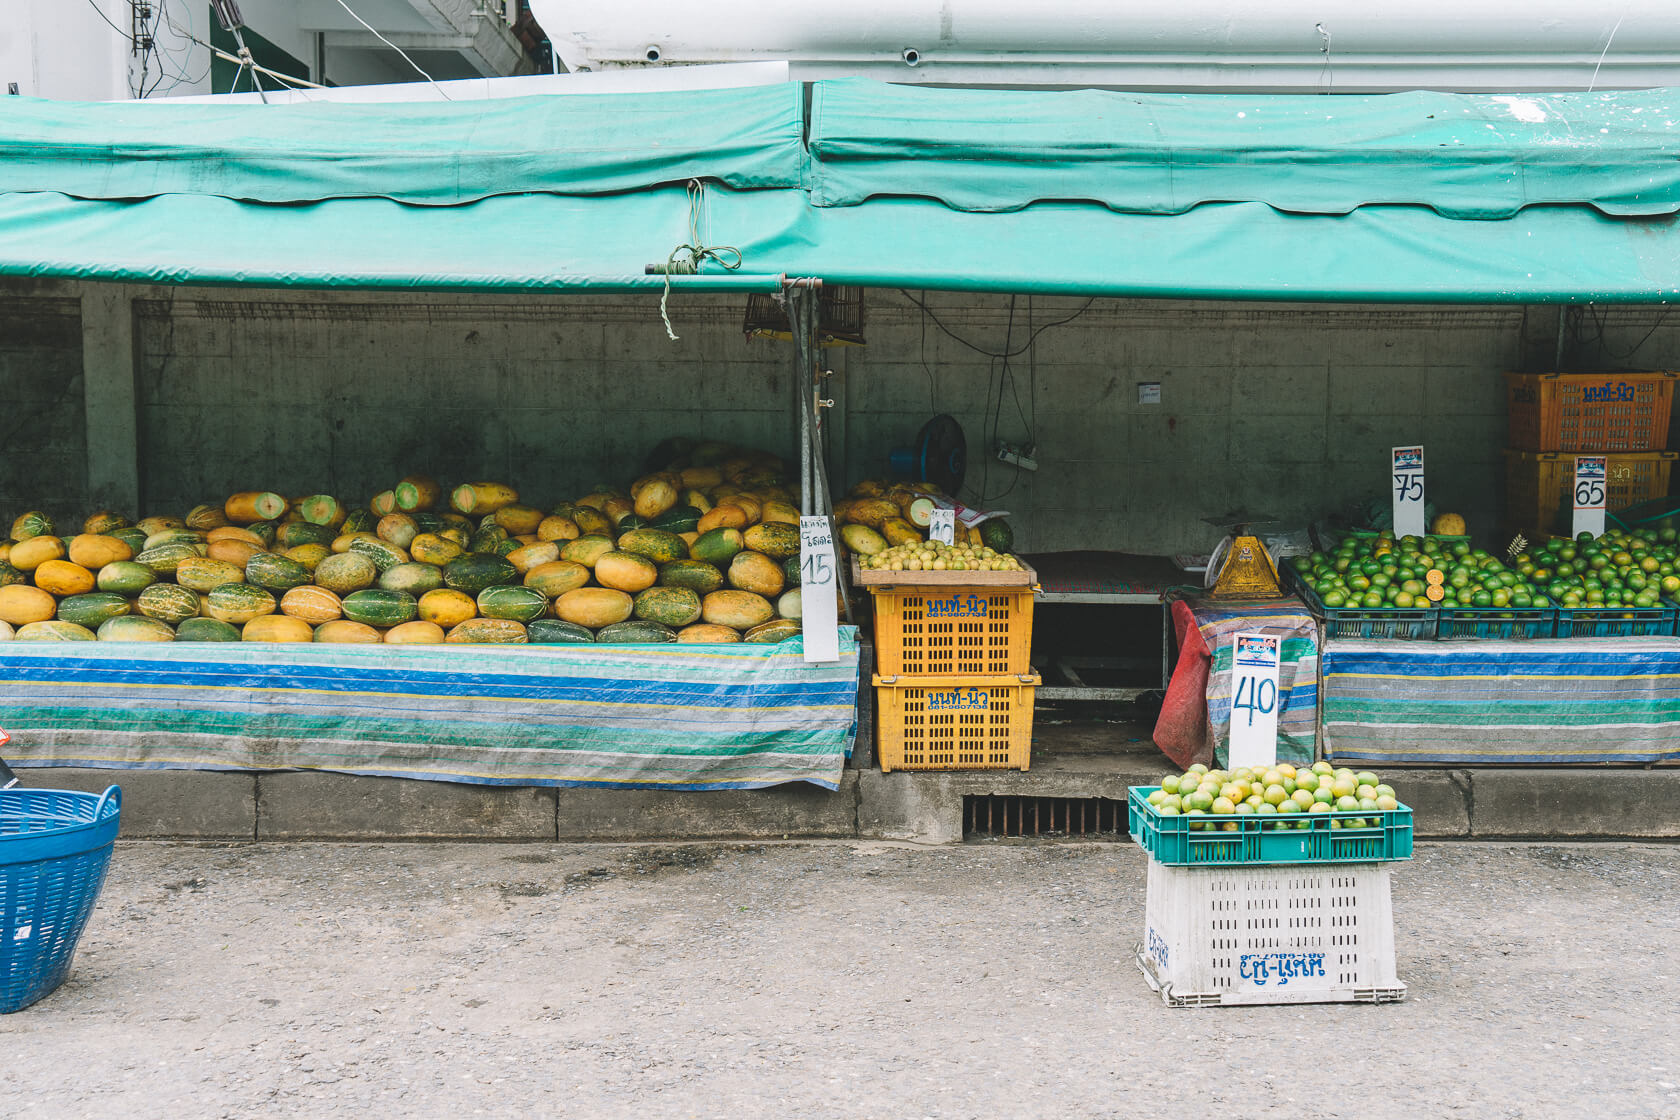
[1505,371,1676,452]
[1503,448,1678,535]
[868,586,1034,676]
[873,673,1037,772]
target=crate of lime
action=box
[1130,761,1408,1006]
[1289,532,1563,640]
[1516,528,1680,638]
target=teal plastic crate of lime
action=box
[1552,600,1677,638]
[1435,602,1558,639]
[1126,786,1414,866]
[1283,563,1436,640]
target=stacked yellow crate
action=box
[1502,371,1678,539]
[857,565,1039,772]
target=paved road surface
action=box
[3,840,1677,1119]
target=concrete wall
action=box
[131,290,798,514]
[0,291,87,521]
[4,279,1679,554]
[5,1,135,101]
[841,294,1585,551]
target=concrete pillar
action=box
[79,283,141,514]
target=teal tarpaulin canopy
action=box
[1,79,1678,301]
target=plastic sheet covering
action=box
[0,634,861,791]
[0,85,806,204]
[4,186,1679,301]
[2,80,1680,300]
[808,80,1680,219]
[1154,599,1317,770]
[1323,637,1680,765]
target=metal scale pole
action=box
[785,281,853,623]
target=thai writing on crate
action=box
[1581,382,1639,403]
[925,593,990,619]
[1239,951,1327,986]
[927,688,990,711]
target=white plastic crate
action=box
[1136,858,1405,1007]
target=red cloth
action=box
[1152,600,1215,769]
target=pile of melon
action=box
[0,441,815,646]
[833,478,1018,563]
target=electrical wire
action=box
[974,295,1025,506]
[155,1,328,97]
[83,0,136,44]
[333,0,453,100]
[904,289,1066,506]
[897,289,1095,360]
[915,296,938,416]
[149,0,212,96]
[1592,303,1671,362]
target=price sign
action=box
[799,516,839,664]
[1391,445,1426,538]
[928,508,956,545]
[1573,455,1607,539]
[1228,631,1280,770]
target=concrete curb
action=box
[12,765,1678,843]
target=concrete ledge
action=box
[11,763,1678,844]
[857,762,1167,843]
[1469,768,1680,838]
[1394,768,1472,838]
[256,772,557,841]
[556,772,859,840]
[8,767,256,840]
[858,771,963,844]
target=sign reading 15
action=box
[800,551,833,585]
[1232,674,1277,726]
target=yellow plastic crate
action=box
[868,586,1034,676]
[873,673,1037,772]
[1503,448,1678,536]
[1505,371,1676,452]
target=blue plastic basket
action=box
[1283,566,1437,640]
[1434,602,1559,640]
[1552,600,1677,638]
[1127,786,1413,866]
[1,785,122,1013]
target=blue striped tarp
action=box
[1193,601,1318,768]
[0,632,860,790]
[1322,637,1680,764]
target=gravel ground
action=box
[2,840,1677,1120]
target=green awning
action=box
[1,79,1678,301]
[0,84,806,204]
[806,80,1680,219]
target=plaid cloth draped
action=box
[0,633,860,791]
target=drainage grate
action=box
[963,795,1130,840]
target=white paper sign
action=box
[1227,631,1280,770]
[798,516,839,664]
[1391,445,1426,538]
[928,508,956,545]
[1572,455,1607,539]
[927,495,1008,528]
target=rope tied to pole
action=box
[658,180,742,341]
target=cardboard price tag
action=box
[1391,445,1425,538]
[1573,456,1607,539]
[1227,631,1280,770]
[799,516,839,664]
[928,508,956,545]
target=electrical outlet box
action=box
[997,442,1039,471]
